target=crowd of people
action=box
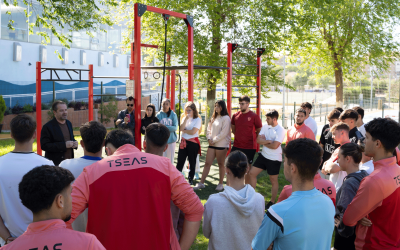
[0,95,399,250]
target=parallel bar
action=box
[140,65,229,70]
[232,74,258,77]
[227,43,233,116]
[232,85,258,88]
[141,43,158,48]
[88,64,93,122]
[236,46,263,51]
[66,70,73,80]
[232,106,258,110]
[41,79,90,82]
[147,5,187,19]
[36,62,42,156]
[93,94,126,97]
[54,70,60,80]
[233,62,258,66]
[232,96,257,98]
[92,76,130,79]
[41,68,90,71]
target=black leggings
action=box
[176,140,200,181]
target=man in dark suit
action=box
[41,101,78,165]
[115,96,135,144]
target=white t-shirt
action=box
[304,116,318,139]
[329,166,347,191]
[182,117,202,140]
[358,124,366,137]
[0,152,54,243]
[359,160,374,175]
[259,124,285,162]
[60,156,101,232]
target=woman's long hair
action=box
[162,98,172,117]
[144,103,157,122]
[184,101,199,119]
[211,100,229,123]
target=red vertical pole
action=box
[187,25,194,102]
[88,64,93,121]
[134,3,142,150]
[36,62,42,156]
[227,43,232,116]
[171,70,176,110]
[256,54,262,152]
[130,42,134,79]
[166,54,171,99]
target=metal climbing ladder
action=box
[227,43,265,151]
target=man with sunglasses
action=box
[116,96,136,144]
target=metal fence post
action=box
[291,113,293,126]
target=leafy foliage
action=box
[0,96,6,123]
[98,98,118,124]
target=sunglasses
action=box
[127,104,134,107]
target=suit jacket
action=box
[40,118,76,166]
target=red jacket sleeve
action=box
[66,169,90,228]
[169,162,204,221]
[343,176,383,227]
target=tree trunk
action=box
[205,82,216,135]
[333,54,344,108]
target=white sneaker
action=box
[215,184,224,191]
[193,182,205,190]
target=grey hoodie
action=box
[203,184,265,250]
[336,170,369,237]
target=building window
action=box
[29,3,49,44]
[1,1,28,42]
[72,30,90,49]
[107,25,121,54]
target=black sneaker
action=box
[188,178,194,185]
[265,201,274,210]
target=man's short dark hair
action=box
[19,165,75,214]
[339,109,358,122]
[80,121,107,153]
[104,129,134,149]
[301,102,312,110]
[327,109,341,120]
[353,106,364,119]
[334,107,344,113]
[283,138,322,181]
[331,122,350,133]
[52,101,66,112]
[296,108,307,116]
[365,118,400,153]
[145,123,170,148]
[238,95,250,103]
[10,114,36,143]
[266,109,279,120]
[126,96,135,102]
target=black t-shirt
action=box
[349,126,359,144]
[319,124,340,169]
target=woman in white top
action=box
[176,102,202,185]
[194,100,231,191]
[203,150,264,250]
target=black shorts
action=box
[253,153,281,175]
[209,146,229,150]
[230,147,256,164]
[334,226,356,250]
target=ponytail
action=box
[340,143,363,164]
[225,151,248,178]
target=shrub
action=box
[22,104,34,113]
[68,101,76,109]
[98,98,118,124]
[11,103,23,115]
[0,96,6,123]
[4,107,11,116]
[41,102,51,110]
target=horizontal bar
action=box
[41,79,89,82]
[232,74,259,77]
[92,76,130,79]
[232,106,258,110]
[232,85,258,88]
[147,6,187,19]
[41,69,47,73]
[233,62,258,67]
[93,94,126,97]
[141,65,229,70]
[41,68,90,71]
[236,46,263,51]
[232,96,257,98]
[141,43,158,48]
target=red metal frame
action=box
[226,43,263,152]
[166,54,171,99]
[88,65,94,121]
[133,3,194,149]
[36,62,42,155]
[171,70,176,110]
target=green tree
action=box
[110,0,290,126]
[290,0,400,107]
[0,96,6,124]
[2,0,117,57]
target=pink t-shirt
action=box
[0,219,104,250]
[277,173,336,206]
[286,123,315,144]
